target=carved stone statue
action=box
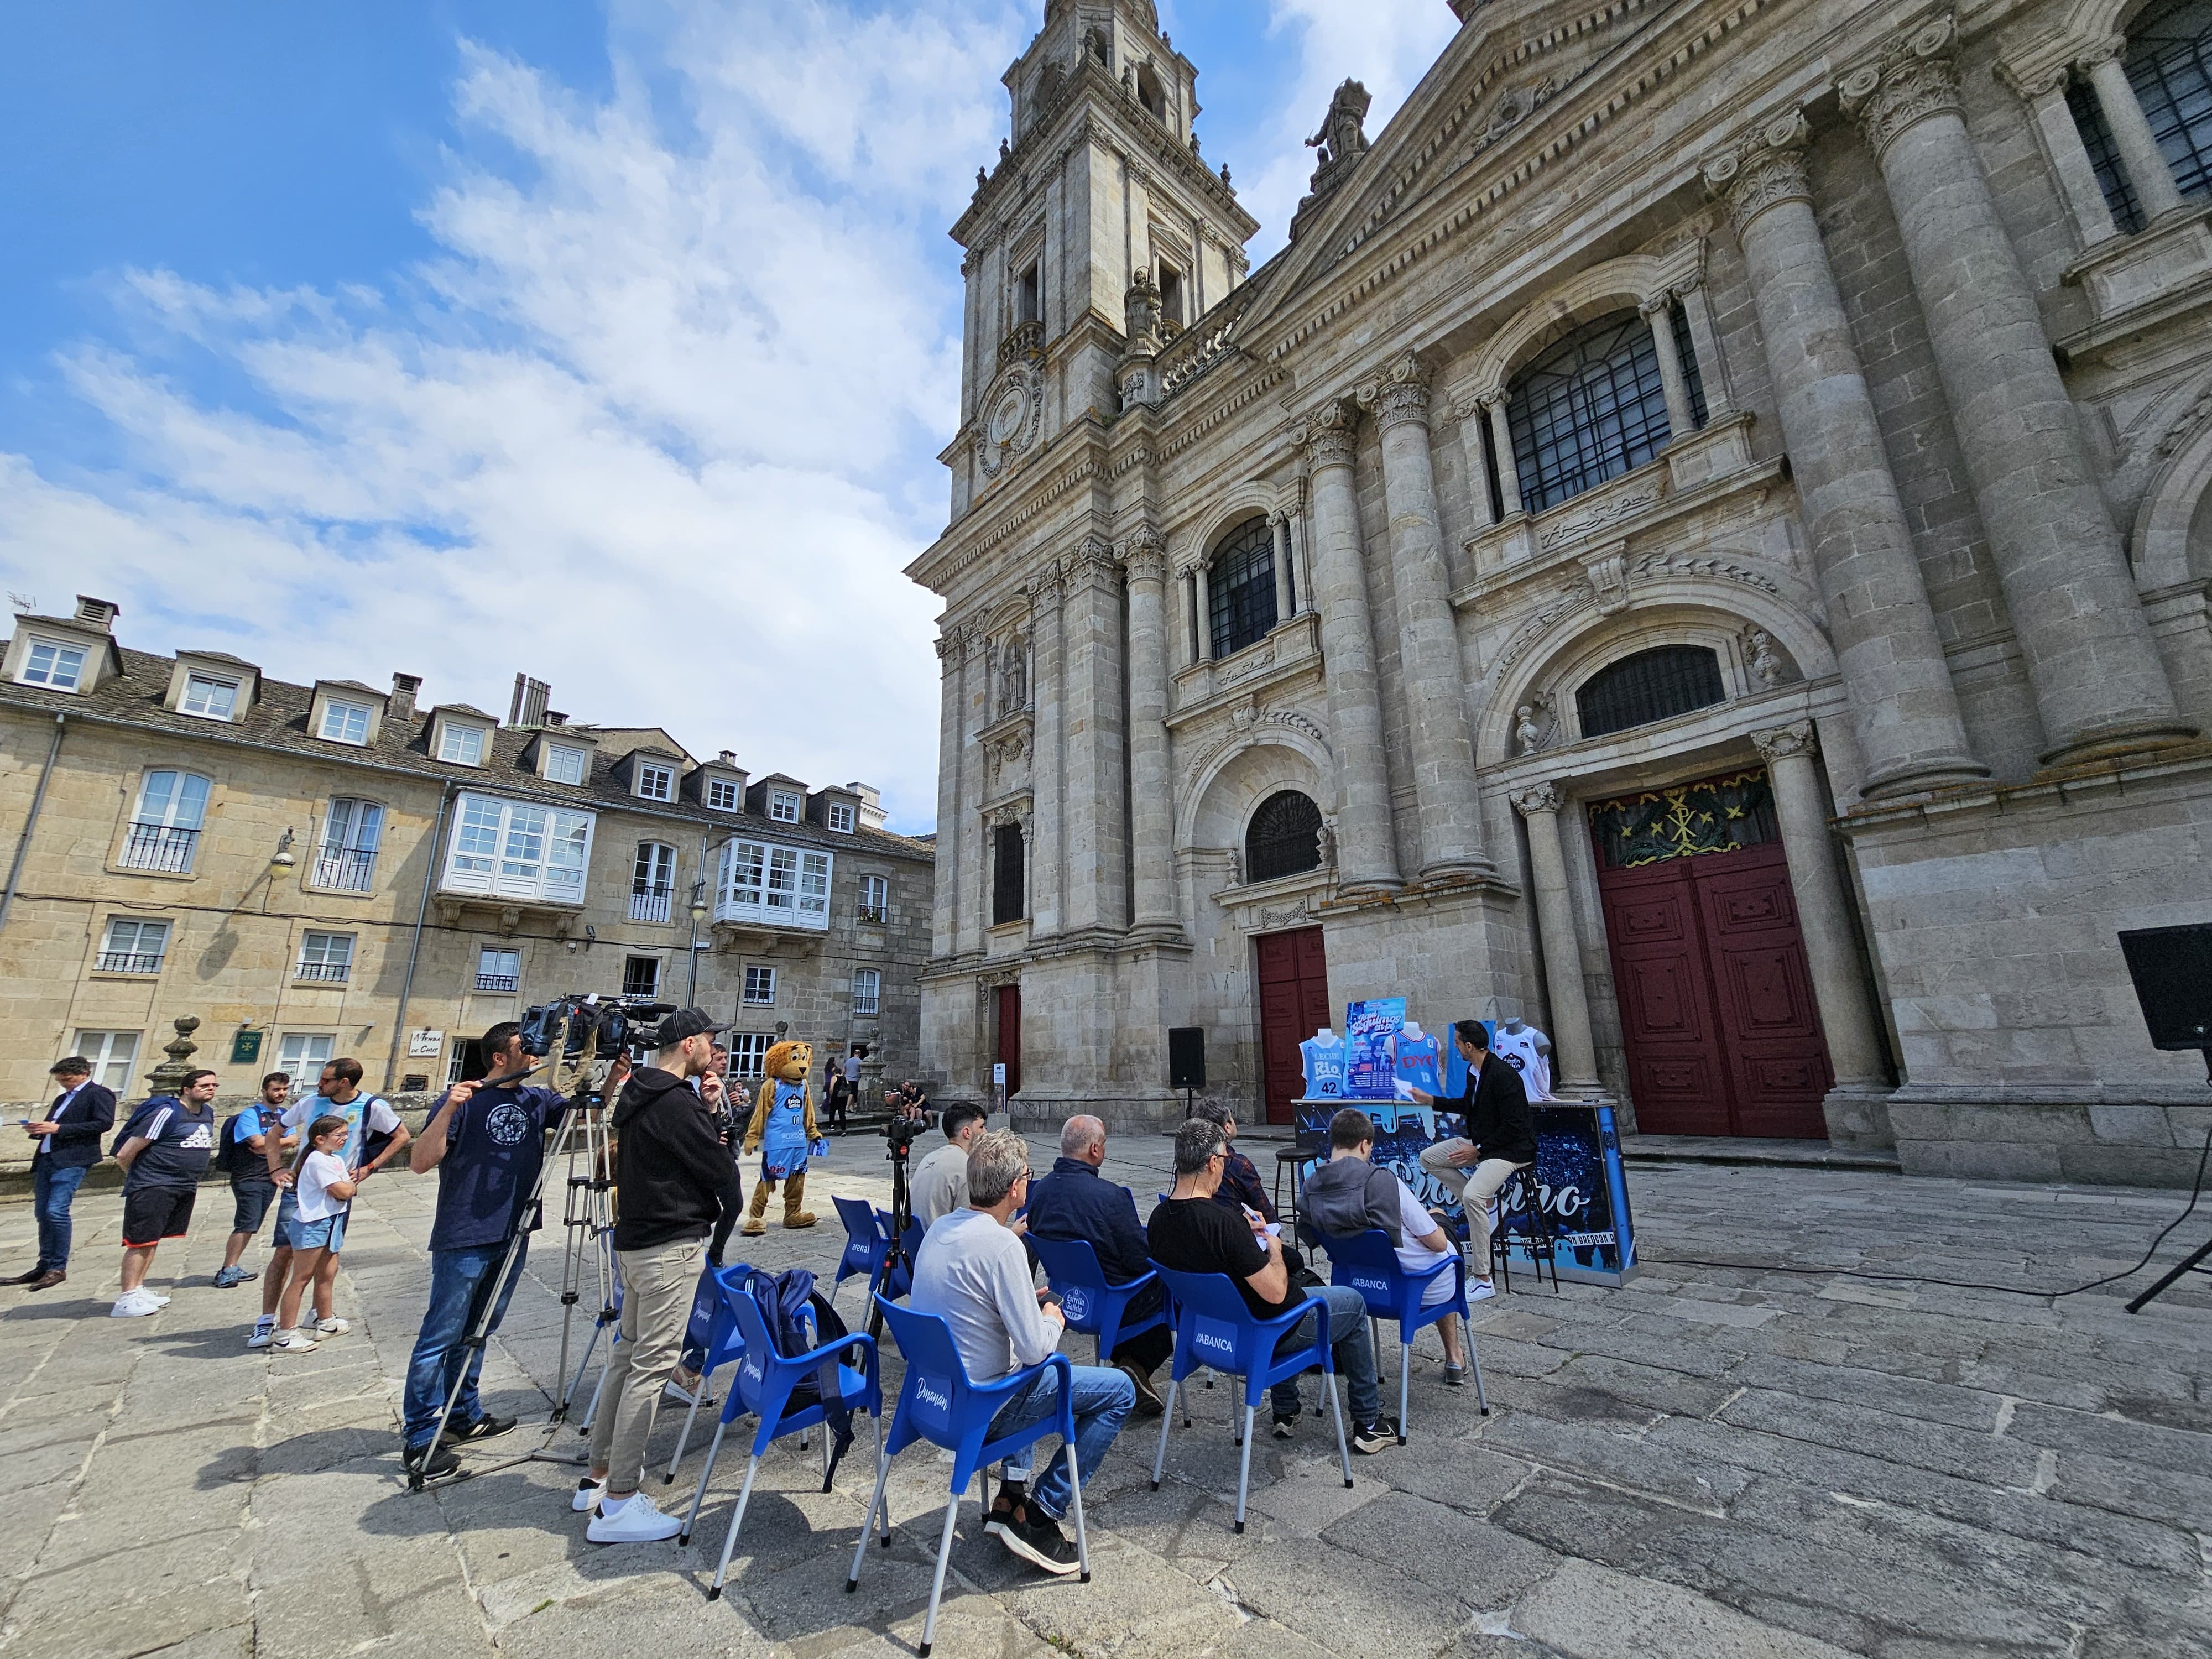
[998,638,1029,714]
[1316,820,1338,870]
[1307,79,1373,171]
[1745,628,1786,689]
[1515,702,1551,755]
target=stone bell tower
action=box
[943,0,1258,520]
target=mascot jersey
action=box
[759,1079,811,1179]
[1300,1036,1347,1100]
[1392,1030,1444,1098]
[1492,1026,1553,1102]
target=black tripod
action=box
[864,1133,916,1345]
[2126,1046,2212,1316]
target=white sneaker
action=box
[586,1491,683,1544]
[150,1293,172,1307]
[314,1316,349,1336]
[109,1291,160,1318]
[571,1477,606,1514]
[1467,1280,1498,1304]
[270,1329,320,1353]
[246,1323,276,1349]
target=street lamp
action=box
[686,877,710,1003]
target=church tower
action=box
[945,0,1258,519]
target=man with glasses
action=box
[910,1129,1134,1577]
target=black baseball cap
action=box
[658,1008,726,1045]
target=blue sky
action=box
[0,1,1458,832]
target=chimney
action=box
[719,750,739,768]
[389,672,422,724]
[74,596,120,632]
[545,710,568,727]
[509,673,550,727]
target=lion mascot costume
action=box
[741,1039,818,1233]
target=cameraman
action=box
[911,1101,987,1228]
[580,1008,742,1543]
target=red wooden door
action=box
[1599,864,1734,1135]
[995,984,1022,1099]
[1255,926,1329,1125]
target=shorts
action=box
[121,1185,197,1249]
[229,1178,278,1237]
[287,1212,347,1253]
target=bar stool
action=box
[1488,1166,1557,1294]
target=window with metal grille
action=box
[1208,515,1278,659]
[1244,790,1323,884]
[97,917,170,973]
[743,965,776,1005]
[852,969,881,1016]
[2075,0,2212,235]
[296,931,354,983]
[1576,645,1727,740]
[1506,310,1705,514]
[622,955,660,997]
[992,822,1026,925]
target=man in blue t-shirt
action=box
[215,1072,296,1289]
[398,1021,565,1478]
[111,1068,221,1318]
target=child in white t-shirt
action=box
[272,1117,356,1353]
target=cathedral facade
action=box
[911,0,2212,1184]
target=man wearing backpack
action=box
[213,1073,295,1289]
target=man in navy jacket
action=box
[11,1057,117,1291]
[1024,1114,1172,1413]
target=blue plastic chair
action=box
[677,1266,881,1601]
[663,1267,745,1484]
[1325,1228,1486,1437]
[1029,1234,1167,1369]
[830,1196,888,1311]
[1147,1265,1352,1532]
[853,1297,1091,1657]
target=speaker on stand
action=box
[2116,924,2212,1315]
[1168,1027,1205,1119]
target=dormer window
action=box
[827,802,856,834]
[439,722,487,766]
[546,743,587,786]
[319,698,373,745]
[706,777,740,812]
[769,789,802,823]
[22,638,87,691]
[180,672,239,721]
[637,762,675,802]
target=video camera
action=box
[519,994,679,1062]
[883,1110,926,1159]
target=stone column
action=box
[1191,559,1214,661]
[1363,352,1491,879]
[931,627,968,959]
[1029,568,1065,937]
[1483,392,1525,518]
[2003,63,2121,245]
[2081,38,2185,221]
[1455,399,1498,531]
[1121,530,1179,932]
[1060,540,1129,934]
[1509,784,1598,1093]
[1751,721,1888,1091]
[1289,503,1316,613]
[955,638,987,957]
[1703,114,1986,796]
[1642,293,1698,441]
[1303,399,1402,894]
[1673,274,1736,420]
[1840,20,2191,764]
[1270,513,1296,623]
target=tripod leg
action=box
[2125,1235,2212,1314]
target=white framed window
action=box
[622,955,660,997]
[443,794,596,904]
[729,1033,771,1079]
[96,917,170,973]
[768,789,801,823]
[630,841,676,922]
[320,698,373,745]
[706,778,740,812]
[315,797,383,890]
[852,969,880,1017]
[122,770,212,873]
[743,965,777,1005]
[439,722,488,766]
[636,763,675,802]
[277,1033,334,1093]
[546,743,587,786]
[296,931,354,983]
[180,672,239,720]
[859,873,889,922]
[799,851,830,920]
[827,802,856,833]
[21,637,87,691]
[715,838,831,931]
[70,1030,140,1092]
[476,945,521,993]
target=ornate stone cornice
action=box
[1838,15,1962,162]
[1995,58,2070,102]
[1751,719,1817,762]
[934,628,970,670]
[1702,111,1813,238]
[1067,535,1123,590]
[1301,399,1360,470]
[1027,558,1067,607]
[1509,781,1563,817]
[1356,350,1432,432]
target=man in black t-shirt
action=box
[111,1069,221,1318]
[1146,1119,1392,1451]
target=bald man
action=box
[1024,1115,1172,1413]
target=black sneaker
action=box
[1351,1420,1397,1455]
[443,1412,517,1443]
[1118,1363,1165,1417]
[1271,1414,1297,1440]
[403,1441,461,1479]
[983,1478,1026,1537]
[998,1505,1079,1577]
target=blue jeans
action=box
[32,1159,90,1272]
[1269,1284,1381,1425]
[401,1240,526,1448]
[987,1363,1135,1523]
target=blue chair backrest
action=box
[721,1268,812,1422]
[832,1196,878,1272]
[1154,1265,1268,1375]
[1326,1229,1404,1308]
[874,1298,975,1449]
[1029,1234,1109,1329]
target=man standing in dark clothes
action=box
[1025,1114,1172,1413]
[111,1069,221,1317]
[12,1056,116,1291]
[1412,1020,1538,1301]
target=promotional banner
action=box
[1343,998,1406,1099]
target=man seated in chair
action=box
[1301,1108,1470,1387]
[1025,1115,1172,1416]
[1147,1119,1396,1454]
[910,1129,1135,1578]
[1410,1020,1538,1303]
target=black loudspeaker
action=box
[2117,924,2212,1050]
[1168,1027,1206,1090]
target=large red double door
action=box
[1595,792,1832,1139]
[1255,926,1331,1125]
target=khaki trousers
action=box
[1418,1141,1524,1274]
[587,1234,705,1493]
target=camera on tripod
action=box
[519,994,679,1062]
[883,1112,926,1159]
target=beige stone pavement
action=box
[0,1128,2207,1659]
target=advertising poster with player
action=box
[1343,997,1406,1099]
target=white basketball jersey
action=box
[1491,1026,1552,1101]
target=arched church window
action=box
[1576,644,1727,739]
[1208,515,1277,658]
[1245,790,1323,883]
[2068,0,2212,233]
[1136,64,1168,122]
[1505,310,1705,513]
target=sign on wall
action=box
[229,1030,263,1065]
[407,1029,445,1058]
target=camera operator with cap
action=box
[578,1008,743,1542]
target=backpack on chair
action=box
[738,1265,860,1474]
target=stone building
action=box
[912,0,2212,1182]
[0,598,932,1146]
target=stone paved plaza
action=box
[2,1132,2208,1659]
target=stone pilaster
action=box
[932,626,968,959]
[1360,352,1491,880]
[1269,512,1296,623]
[1191,557,1214,661]
[954,634,988,957]
[1119,529,1179,932]
[1840,18,2193,765]
[1454,396,1497,531]
[1642,293,1698,442]
[2080,37,2185,221]
[1704,113,1986,797]
[1302,399,1402,895]
[1060,539,1129,933]
[1029,565,1065,937]
[1509,783,1598,1093]
[1483,392,1525,518]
